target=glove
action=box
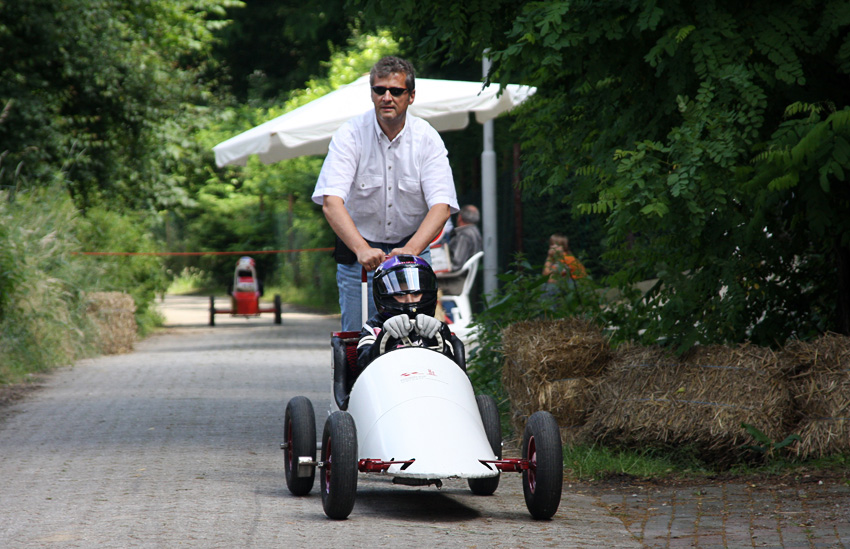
[414,314,441,339]
[383,315,412,340]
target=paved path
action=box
[0,295,639,548]
[593,477,850,548]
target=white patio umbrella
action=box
[213,74,535,167]
[213,73,536,296]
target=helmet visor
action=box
[376,266,436,295]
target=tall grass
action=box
[0,186,98,383]
[0,185,169,384]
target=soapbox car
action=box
[281,325,564,520]
[209,256,281,326]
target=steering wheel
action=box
[378,319,444,355]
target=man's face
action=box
[371,72,415,128]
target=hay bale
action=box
[507,409,584,447]
[583,343,793,457]
[784,332,850,375]
[87,292,136,354]
[785,333,850,459]
[501,318,611,439]
[503,366,596,434]
[502,318,611,380]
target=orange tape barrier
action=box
[74,247,334,256]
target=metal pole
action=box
[481,54,498,297]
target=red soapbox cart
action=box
[209,256,282,326]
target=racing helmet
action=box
[237,256,255,268]
[236,256,256,278]
[373,254,438,318]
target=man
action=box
[312,56,459,331]
[438,204,483,296]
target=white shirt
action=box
[312,110,459,243]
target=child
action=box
[543,233,587,282]
[357,255,455,371]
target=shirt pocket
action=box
[396,177,426,216]
[348,175,384,214]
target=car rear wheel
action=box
[468,394,501,495]
[283,396,316,496]
[273,294,282,325]
[522,411,563,520]
[208,296,215,326]
[321,411,358,519]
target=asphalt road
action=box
[0,295,639,548]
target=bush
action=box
[0,185,169,384]
[75,208,168,335]
[0,186,98,383]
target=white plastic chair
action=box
[438,251,484,329]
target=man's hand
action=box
[383,315,412,339]
[414,314,441,339]
[357,248,386,271]
[388,245,420,258]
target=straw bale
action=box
[503,359,597,432]
[502,317,611,381]
[500,318,612,439]
[584,343,793,456]
[87,292,137,354]
[791,370,850,459]
[786,333,850,459]
[784,332,850,375]
[508,409,585,447]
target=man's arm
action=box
[322,195,386,271]
[389,203,450,257]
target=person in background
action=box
[312,56,459,331]
[437,204,483,297]
[357,255,455,372]
[543,233,587,283]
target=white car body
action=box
[345,347,498,480]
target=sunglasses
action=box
[371,86,409,97]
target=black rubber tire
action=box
[320,411,358,520]
[283,396,316,496]
[273,295,282,325]
[468,394,501,495]
[522,411,563,520]
[208,296,215,326]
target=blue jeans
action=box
[337,246,431,332]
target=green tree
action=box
[0,0,240,210]
[180,31,399,307]
[211,0,366,103]
[353,0,850,349]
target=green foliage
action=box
[178,31,399,308]
[0,0,240,210]
[167,267,214,295]
[211,0,366,103]
[0,183,170,383]
[75,208,169,335]
[361,0,850,349]
[563,443,710,480]
[739,423,802,462]
[0,186,97,382]
[353,0,521,66]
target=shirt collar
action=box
[372,112,409,144]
